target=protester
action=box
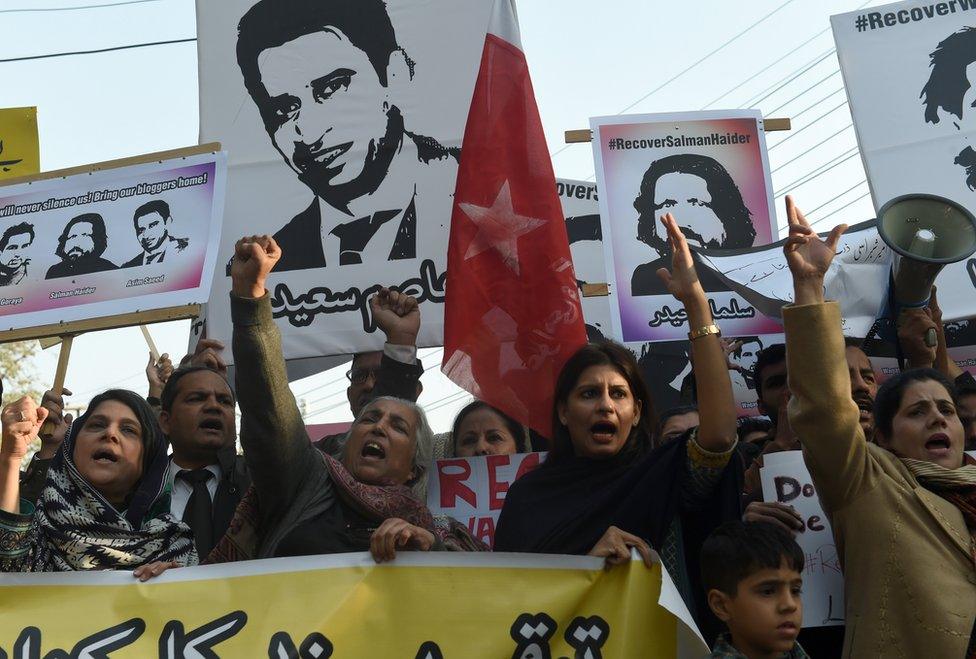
[451,400,530,457]
[782,195,976,656]
[157,364,248,559]
[0,390,195,576]
[655,404,699,447]
[494,213,741,642]
[205,235,481,566]
[701,521,806,659]
[736,416,772,446]
[312,288,426,458]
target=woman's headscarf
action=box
[28,389,196,571]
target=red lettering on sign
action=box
[438,459,477,508]
[515,452,542,480]
[487,454,511,511]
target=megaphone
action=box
[877,193,976,346]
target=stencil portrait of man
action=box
[45,213,117,280]
[630,153,756,296]
[920,26,976,191]
[122,199,189,268]
[235,0,460,271]
[0,222,33,286]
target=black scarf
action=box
[494,433,742,641]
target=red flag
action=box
[442,0,587,438]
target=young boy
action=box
[700,521,808,659]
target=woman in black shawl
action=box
[495,213,742,641]
[0,389,196,576]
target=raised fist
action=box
[230,235,281,299]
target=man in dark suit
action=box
[45,213,118,279]
[122,199,189,268]
[158,365,248,560]
[235,0,459,271]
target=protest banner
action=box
[590,109,783,344]
[832,0,976,324]
[0,145,225,341]
[0,553,708,658]
[761,451,845,629]
[0,107,39,180]
[557,177,769,416]
[427,452,544,547]
[196,0,494,363]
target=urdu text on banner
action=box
[0,553,708,658]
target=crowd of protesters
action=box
[1,198,975,658]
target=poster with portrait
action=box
[0,150,226,333]
[832,1,976,322]
[590,110,782,344]
[195,0,493,364]
[557,178,769,417]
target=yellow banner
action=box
[0,107,39,180]
[0,553,707,658]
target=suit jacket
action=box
[122,236,189,268]
[786,302,976,658]
[272,197,416,272]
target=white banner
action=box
[832,0,976,322]
[760,451,845,629]
[0,150,225,333]
[195,0,493,363]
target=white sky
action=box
[0,0,887,430]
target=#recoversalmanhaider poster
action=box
[590,110,783,344]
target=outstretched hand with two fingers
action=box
[783,195,848,306]
[655,212,706,305]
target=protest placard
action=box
[590,110,783,344]
[427,452,544,547]
[0,146,225,339]
[832,0,976,323]
[196,0,494,363]
[0,107,39,181]
[558,177,772,416]
[0,552,708,658]
[761,451,845,629]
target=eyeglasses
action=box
[345,367,378,385]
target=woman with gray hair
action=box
[203,234,482,566]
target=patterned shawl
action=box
[901,455,976,567]
[26,413,196,571]
[207,453,484,563]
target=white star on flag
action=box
[458,180,546,275]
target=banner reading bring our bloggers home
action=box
[0,150,226,332]
[0,553,708,658]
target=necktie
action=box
[330,209,402,265]
[179,469,214,559]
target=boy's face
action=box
[708,561,803,658]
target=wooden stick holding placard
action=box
[140,325,160,363]
[38,335,73,436]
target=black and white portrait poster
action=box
[832,0,976,322]
[557,178,768,417]
[196,0,493,361]
[590,110,782,345]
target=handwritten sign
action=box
[427,452,544,548]
[760,451,845,629]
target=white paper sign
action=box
[427,452,544,548]
[760,451,846,629]
[196,0,493,362]
[832,0,976,321]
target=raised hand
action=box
[146,352,173,398]
[38,387,73,460]
[230,235,281,299]
[185,338,227,377]
[370,288,420,346]
[783,196,847,305]
[655,213,705,305]
[1,396,49,461]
